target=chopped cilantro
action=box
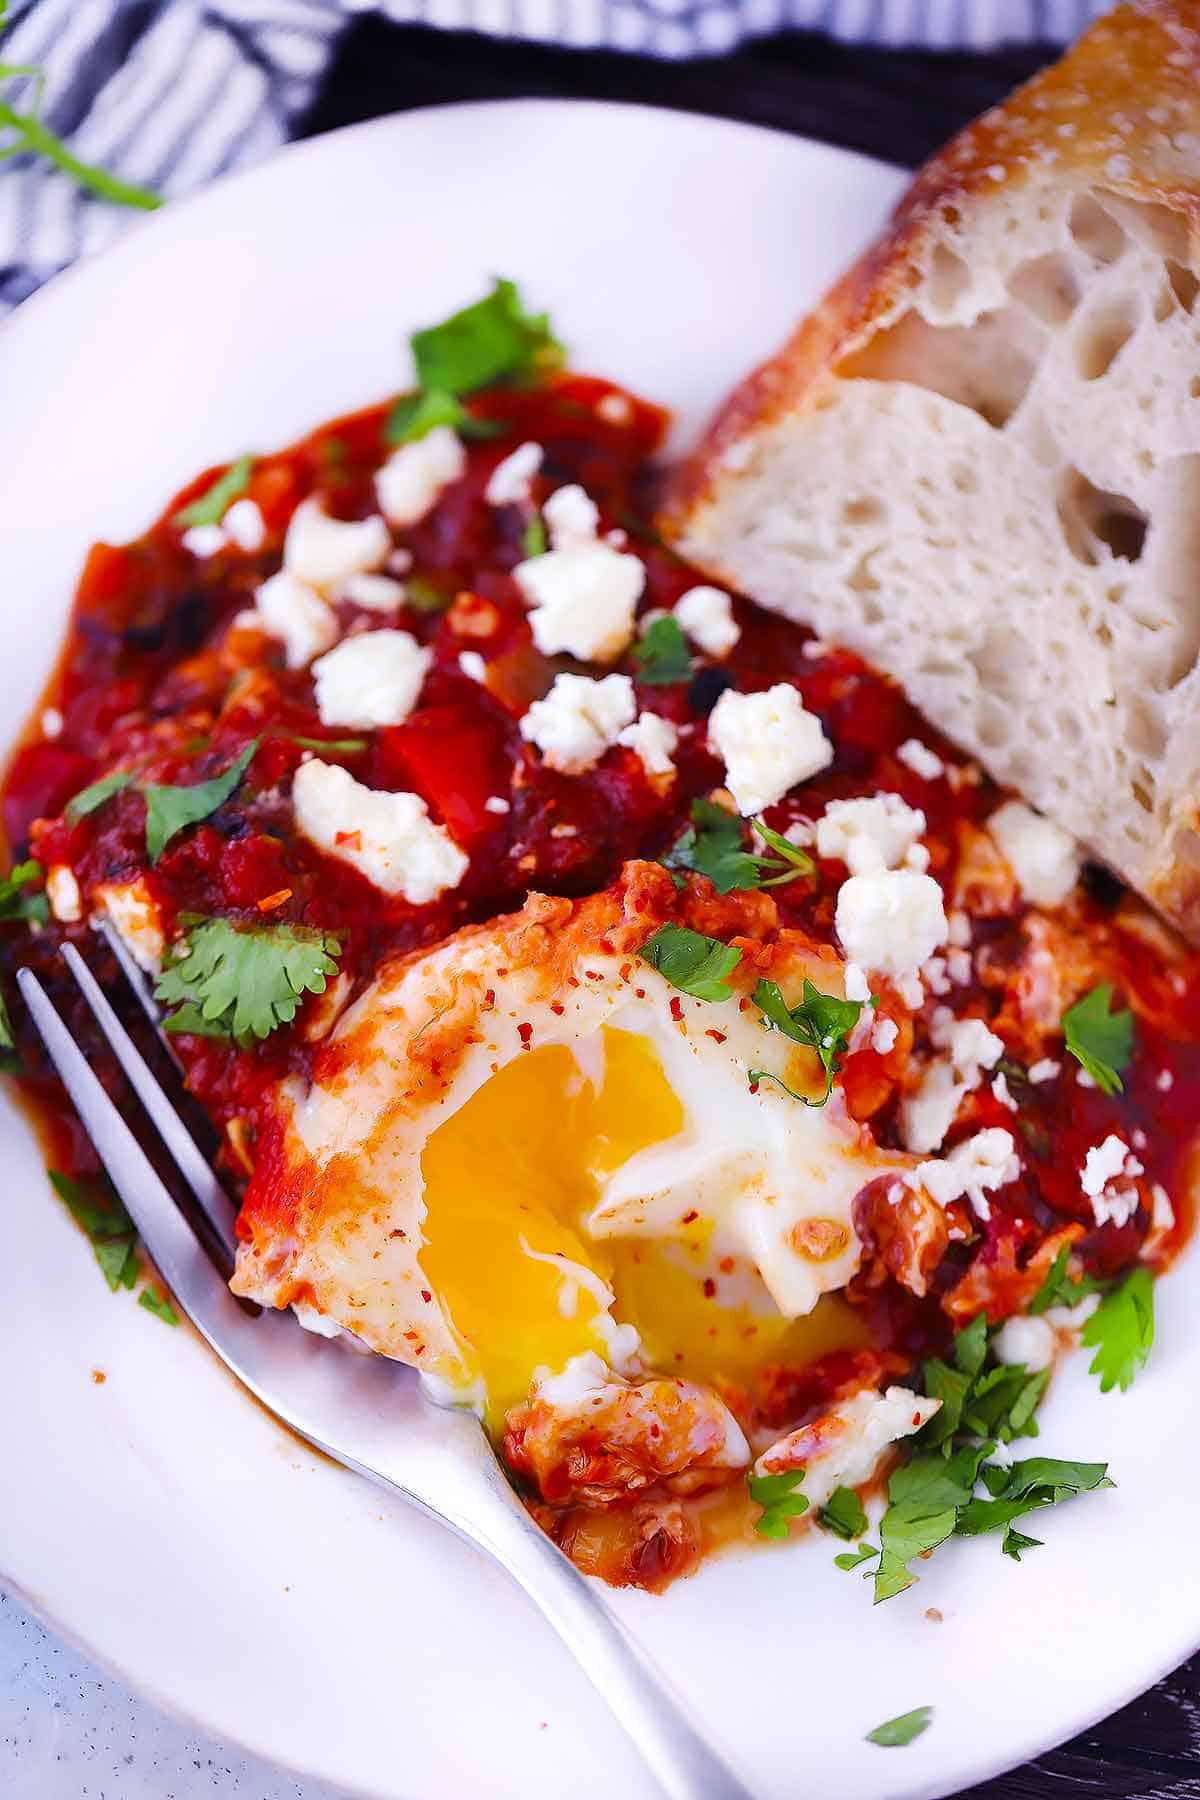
[748,1468,809,1540]
[0,989,14,1053]
[1062,983,1134,1096]
[409,277,563,399]
[957,1457,1113,1547]
[1028,1244,1107,1315]
[138,1285,180,1326]
[1081,1266,1154,1393]
[662,800,814,896]
[522,514,547,557]
[385,387,470,445]
[0,59,161,211]
[874,1498,958,1602]
[143,738,259,864]
[155,916,341,1044]
[65,769,134,821]
[286,735,369,755]
[49,1169,138,1292]
[0,860,44,922]
[639,923,740,1003]
[751,977,868,1107]
[866,1707,932,1748]
[633,617,691,686]
[834,1544,879,1572]
[819,1486,869,1541]
[172,455,255,530]
[747,1069,809,1102]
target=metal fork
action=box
[17,942,754,1800]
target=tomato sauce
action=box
[3,368,1199,1589]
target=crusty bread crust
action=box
[665,0,1200,950]
[666,1,1200,518]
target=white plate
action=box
[0,99,1195,1800]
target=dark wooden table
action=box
[300,21,1200,1797]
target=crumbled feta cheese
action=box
[991,1071,1016,1110]
[223,498,266,552]
[376,427,466,527]
[1145,1182,1176,1255]
[41,707,63,739]
[905,842,931,872]
[1092,1185,1141,1229]
[816,792,926,875]
[515,542,643,662]
[844,962,871,1004]
[935,1013,1005,1076]
[94,876,166,975]
[181,523,227,559]
[253,571,338,668]
[835,869,948,978]
[896,738,944,780]
[312,630,431,730]
[339,572,408,612]
[617,711,678,778]
[46,864,82,924]
[947,909,971,947]
[520,673,636,774]
[484,795,510,815]
[1028,1058,1061,1084]
[872,1015,899,1054]
[674,585,740,658]
[988,800,1080,908]
[458,651,487,683]
[902,1060,968,1154]
[387,548,414,576]
[1081,1134,1133,1198]
[1157,1068,1174,1092]
[897,972,925,1009]
[753,1386,940,1509]
[923,955,951,997]
[292,760,467,903]
[946,948,973,985]
[1076,1067,1097,1089]
[485,440,542,507]
[543,483,599,548]
[992,1314,1054,1372]
[284,497,390,590]
[708,685,833,816]
[911,1128,1020,1221]
[596,392,633,425]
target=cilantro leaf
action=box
[835,1544,879,1572]
[173,455,255,530]
[662,800,814,896]
[633,617,692,686]
[639,923,740,1003]
[0,859,43,921]
[819,1486,868,1541]
[954,1312,990,1380]
[385,387,469,445]
[751,977,867,1107]
[155,917,341,1043]
[286,736,369,755]
[748,1468,809,1540]
[138,1285,180,1326]
[0,988,14,1053]
[49,1169,138,1292]
[0,63,161,211]
[1062,983,1134,1096]
[747,1068,809,1102]
[887,1442,990,1510]
[522,514,547,557]
[1028,1244,1107,1315]
[866,1707,933,1748]
[874,1499,958,1602]
[143,738,259,864]
[410,278,563,398]
[957,1457,1112,1547]
[1081,1266,1154,1393]
[65,769,134,821]
[1003,1526,1043,1561]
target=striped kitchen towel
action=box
[0,0,1111,314]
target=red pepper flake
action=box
[719,1256,734,1273]
[669,996,683,1022]
[420,1289,432,1303]
[518,1021,533,1046]
[496,967,509,978]
[567,976,580,988]
[619,962,632,981]
[92,1369,106,1385]
[256,887,293,913]
[584,969,603,981]
[705,1029,727,1044]
[335,829,363,851]
[703,1278,717,1299]
[635,987,646,999]
[550,1001,565,1016]
[680,1208,699,1224]
[483,988,496,1009]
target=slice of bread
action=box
[664,1,1200,941]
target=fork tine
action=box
[16,967,258,1353]
[96,915,184,1072]
[55,945,238,1250]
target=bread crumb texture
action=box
[667,1,1200,940]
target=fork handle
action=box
[440,1469,756,1800]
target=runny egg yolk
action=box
[418,1027,866,1424]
